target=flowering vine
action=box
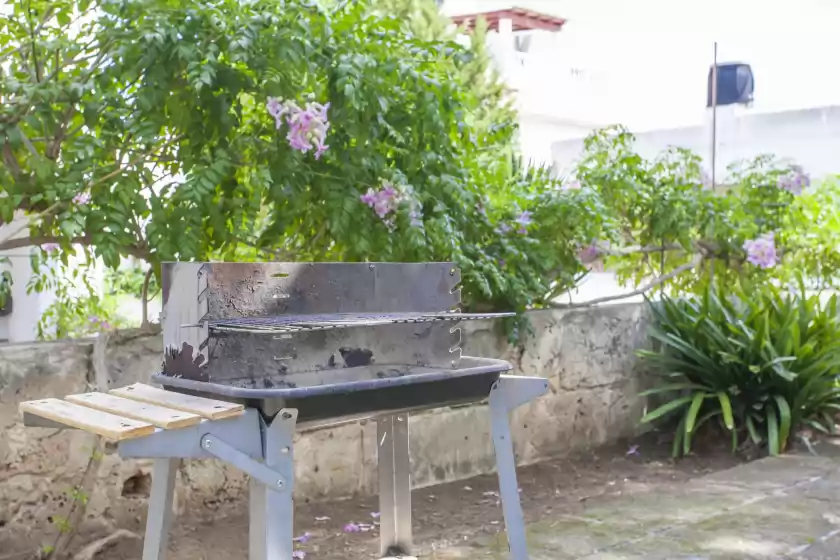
[777,166,810,195]
[743,232,778,269]
[266,97,330,159]
[496,210,533,236]
[359,180,423,229]
[73,192,91,205]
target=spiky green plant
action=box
[638,277,840,457]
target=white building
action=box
[442,1,840,302]
[0,219,56,343]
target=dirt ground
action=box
[95,430,745,560]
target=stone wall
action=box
[0,303,652,555]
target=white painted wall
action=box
[551,105,840,181]
[0,218,56,343]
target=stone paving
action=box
[432,451,840,560]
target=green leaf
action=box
[773,395,792,452]
[684,392,707,434]
[716,392,735,430]
[766,405,780,456]
[746,415,762,444]
[640,396,694,424]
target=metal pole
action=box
[709,41,718,285]
[710,41,718,190]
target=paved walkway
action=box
[433,451,840,560]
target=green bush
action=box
[638,279,840,457]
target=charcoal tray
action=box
[152,356,511,423]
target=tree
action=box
[4,1,834,341]
[558,126,840,307]
[0,0,597,338]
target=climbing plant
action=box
[1,0,838,340]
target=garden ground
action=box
[99,430,745,560]
[92,431,840,559]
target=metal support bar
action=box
[142,458,179,560]
[22,412,74,430]
[488,375,549,560]
[378,413,412,556]
[250,409,298,560]
[200,434,286,490]
[119,409,262,460]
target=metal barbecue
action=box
[146,262,548,559]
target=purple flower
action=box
[269,97,330,158]
[409,209,423,228]
[626,444,640,456]
[577,242,600,264]
[360,181,409,224]
[497,223,512,235]
[293,532,311,543]
[374,200,391,219]
[41,243,59,253]
[743,233,778,269]
[314,140,329,160]
[498,259,506,268]
[266,97,284,119]
[292,552,306,559]
[381,185,397,199]
[777,166,810,195]
[73,192,91,205]
[360,189,378,206]
[515,211,532,228]
[343,522,361,533]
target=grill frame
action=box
[158,262,516,420]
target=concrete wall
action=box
[0,304,652,554]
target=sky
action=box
[441,0,840,129]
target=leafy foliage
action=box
[638,279,840,457]
[29,260,125,339]
[0,0,593,335]
[2,0,839,342]
[574,127,840,295]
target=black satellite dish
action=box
[707,62,754,107]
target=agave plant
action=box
[638,277,840,457]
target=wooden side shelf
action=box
[19,383,243,441]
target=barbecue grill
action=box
[36,262,548,560]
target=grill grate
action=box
[203,311,514,334]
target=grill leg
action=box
[142,458,179,560]
[250,409,297,560]
[377,414,412,557]
[489,385,529,560]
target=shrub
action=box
[638,278,840,457]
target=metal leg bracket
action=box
[201,433,288,491]
[488,375,549,560]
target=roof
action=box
[450,7,567,32]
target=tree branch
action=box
[550,254,703,310]
[141,267,153,327]
[0,234,151,261]
[0,200,64,249]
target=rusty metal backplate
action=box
[160,262,467,382]
[199,262,461,318]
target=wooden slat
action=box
[65,392,202,430]
[110,383,244,420]
[19,398,155,441]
